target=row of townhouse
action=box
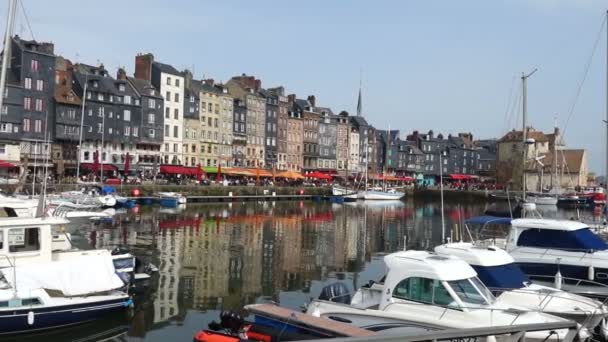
[0,35,498,181]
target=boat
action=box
[305,250,580,341]
[157,192,187,207]
[332,185,358,202]
[527,194,558,206]
[357,188,404,200]
[0,216,132,335]
[435,241,608,337]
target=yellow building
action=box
[200,81,221,167]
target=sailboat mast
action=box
[76,75,88,181]
[605,10,608,188]
[100,108,104,181]
[522,72,528,202]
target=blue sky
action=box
[7,0,608,172]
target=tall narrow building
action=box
[134,53,184,165]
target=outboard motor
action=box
[319,282,351,304]
[208,311,245,333]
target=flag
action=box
[356,86,362,117]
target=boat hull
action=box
[0,297,130,335]
[358,191,404,200]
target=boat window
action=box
[517,228,608,252]
[393,277,455,307]
[8,227,40,253]
[0,230,3,250]
[446,277,494,306]
[472,263,529,290]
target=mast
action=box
[100,107,104,181]
[521,69,537,203]
[76,74,88,182]
[606,10,608,189]
[440,150,445,242]
[0,0,17,121]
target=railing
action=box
[297,321,578,342]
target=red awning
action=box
[80,163,118,171]
[0,160,16,168]
[449,174,475,180]
[307,171,332,180]
[159,165,204,176]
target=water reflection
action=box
[13,199,600,341]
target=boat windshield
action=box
[517,228,608,252]
[472,263,529,290]
[446,277,495,307]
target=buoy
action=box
[589,265,595,281]
[131,189,141,197]
[555,269,563,290]
[27,311,34,325]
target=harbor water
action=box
[6,199,603,342]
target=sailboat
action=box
[357,129,404,200]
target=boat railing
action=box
[488,286,607,312]
[528,274,608,290]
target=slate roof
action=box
[152,61,181,76]
[499,128,549,143]
[127,77,163,99]
[349,116,369,127]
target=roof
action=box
[511,218,588,231]
[127,77,163,99]
[435,242,515,267]
[152,61,182,76]
[498,129,549,143]
[54,85,81,106]
[384,250,477,282]
[315,106,334,115]
[295,99,311,111]
[539,149,585,173]
[200,81,221,95]
[349,116,369,127]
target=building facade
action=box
[286,95,303,172]
[272,87,289,171]
[317,109,337,171]
[216,83,233,167]
[335,111,350,173]
[232,98,247,167]
[260,89,278,169]
[300,97,318,171]
[135,53,184,165]
[183,73,201,167]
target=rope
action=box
[18,0,35,41]
[561,14,607,139]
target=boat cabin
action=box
[435,242,529,290]
[0,217,69,267]
[507,219,608,253]
[380,251,495,311]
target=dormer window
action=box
[119,84,125,92]
[93,80,98,88]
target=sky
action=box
[5,0,608,173]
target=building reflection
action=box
[69,199,488,338]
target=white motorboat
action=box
[306,250,581,341]
[157,192,187,205]
[0,217,131,334]
[435,242,608,337]
[357,189,404,200]
[527,195,558,206]
[332,185,356,196]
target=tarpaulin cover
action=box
[1,254,125,296]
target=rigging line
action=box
[561,14,607,139]
[501,75,518,135]
[18,0,35,41]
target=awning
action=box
[275,170,305,179]
[307,171,332,180]
[81,163,118,171]
[449,174,476,180]
[202,166,219,173]
[223,167,256,176]
[0,160,17,168]
[159,165,203,175]
[464,216,512,225]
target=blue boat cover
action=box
[518,228,608,251]
[102,185,115,194]
[465,216,512,225]
[472,264,528,289]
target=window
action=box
[24,97,32,110]
[24,77,32,89]
[97,123,102,133]
[119,84,125,92]
[173,125,178,138]
[149,99,156,109]
[124,110,131,121]
[87,91,92,100]
[149,129,155,138]
[34,120,42,133]
[1,105,6,115]
[393,277,454,307]
[8,227,40,252]
[108,127,113,134]
[30,60,39,72]
[165,107,170,119]
[174,108,178,120]
[23,119,30,132]
[124,95,131,104]
[67,109,76,119]
[201,102,206,112]
[36,80,43,91]
[173,143,178,152]
[164,125,169,137]
[88,126,92,133]
[189,96,195,103]
[88,108,93,116]
[208,103,212,112]
[166,91,170,101]
[97,93,103,101]
[98,107,104,117]
[447,278,493,306]
[124,126,131,136]
[148,113,155,124]
[174,93,179,102]
[166,77,171,85]
[175,79,180,87]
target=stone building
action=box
[216,83,233,167]
[232,98,247,167]
[335,111,350,174]
[53,56,81,176]
[299,97,318,171]
[199,79,221,167]
[226,74,266,168]
[260,89,278,169]
[270,87,289,171]
[317,107,337,171]
[286,94,303,172]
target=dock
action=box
[128,194,315,204]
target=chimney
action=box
[307,95,316,107]
[288,94,296,103]
[428,130,434,139]
[116,68,127,80]
[134,53,154,81]
[255,79,261,91]
[204,78,215,87]
[184,69,193,89]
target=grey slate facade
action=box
[260,89,278,168]
[233,98,247,166]
[127,75,164,165]
[317,109,337,170]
